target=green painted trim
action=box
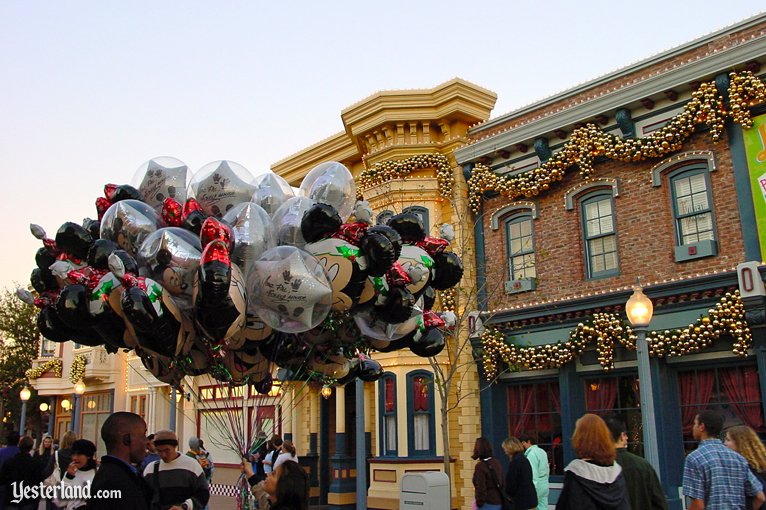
[728,121,762,261]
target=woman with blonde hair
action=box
[725,425,766,509]
[556,414,629,510]
[502,437,537,510]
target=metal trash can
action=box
[400,471,450,509]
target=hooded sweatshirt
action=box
[555,459,630,510]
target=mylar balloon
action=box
[388,213,426,244]
[188,160,256,218]
[251,246,333,333]
[132,157,189,212]
[251,173,295,217]
[430,251,464,290]
[222,202,275,292]
[56,222,94,261]
[300,203,342,244]
[299,162,356,222]
[305,237,368,311]
[138,227,202,309]
[99,200,161,256]
[397,245,434,296]
[272,196,315,248]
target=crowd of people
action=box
[0,412,309,510]
[473,410,766,510]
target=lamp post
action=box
[625,285,660,475]
[19,386,31,435]
[72,381,85,434]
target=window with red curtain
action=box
[380,374,397,455]
[584,374,642,454]
[678,364,764,453]
[507,381,562,475]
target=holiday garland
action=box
[25,358,63,380]
[70,354,87,384]
[357,153,455,200]
[481,290,751,379]
[468,71,766,213]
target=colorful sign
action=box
[742,113,766,258]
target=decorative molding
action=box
[490,202,539,230]
[651,150,716,186]
[564,178,620,210]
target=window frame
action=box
[376,210,394,226]
[669,165,717,247]
[581,191,620,279]
[378,373,398,456]
[403,206,430,233]
[504,213,536,281]
[406,370,436,457]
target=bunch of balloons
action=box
[19,158,463,390]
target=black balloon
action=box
[112,185,144,203]
[409,327,445,357]
[183,210,207,236]
[421,286,436,311]
[388,213,425,244]
[367,225,402,260]
[30,267,57,293]
[121,286,178,357]
[430,252,464,290]
[301,203,342,243]
[55,222,94,260]
[254,374,274,395]
[357,357,383,381]
[371,336,412,353]
[112,250,139,275]
[375,287,415,324]
[359,232,396,277]
[83,218,101,240]
[56,285,97,329]
[35,247,57,272]
[87,239,121,269]
[37,306,101,345]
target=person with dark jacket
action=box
[556,414,630,510]
[0,436,44,509]
[86,412,151,510]
[605,415,667,510]
[472,437,506,510]
[502,437,538,510]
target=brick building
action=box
[455,13,766,510]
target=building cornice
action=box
[271,131,359,186]
[455,16,766,164]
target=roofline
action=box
[455,12,766,164]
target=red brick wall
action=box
[482,132,746,311]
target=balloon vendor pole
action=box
[169,387,177,430]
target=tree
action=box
[0,287,41,434]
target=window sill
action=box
[675,239,718,262]
[505,278,537,294]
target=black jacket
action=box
[0,452,43,505]
[87,455,152,510]
[555,459,630,510]
[505,452,538,510]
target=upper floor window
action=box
[379,373,397,456]
[652,153,718,262]
[407,370,435,456]
[505,214,536,280]
[40,337,57,357]
[582,192,619,278]
[377,210,394,226]
[403,206,430,233]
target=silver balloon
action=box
[299,162,356,222]
[137,227,202,310]
[133,157,188,212]
[188,160,256,218]
[99,199,161,257]
[271,196,315,249]
[222,202,276,288]
[355,298,424,341]
[251,173,295,217]
[251,246,332,333]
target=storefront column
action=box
[328,385,354,510]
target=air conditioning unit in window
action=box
[505,278,537,294]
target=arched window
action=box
[581,191,619,279]
[403,206,430,233]
[378,373,398,456]
[669,165,717,261]
[407,370,435,456]
[376,210,394,226]
[505,213,536,281]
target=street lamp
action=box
[39,402,49,412]
[625,285,660,475]
[19,386,31,436]
[73,381,85,434]
[321,386,333,400]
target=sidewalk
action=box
[208,496,329,509]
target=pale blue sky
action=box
[0,1,761,291]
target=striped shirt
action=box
[683,439,762,509]
[143,452,210,510]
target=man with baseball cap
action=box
[143,430,209,510]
